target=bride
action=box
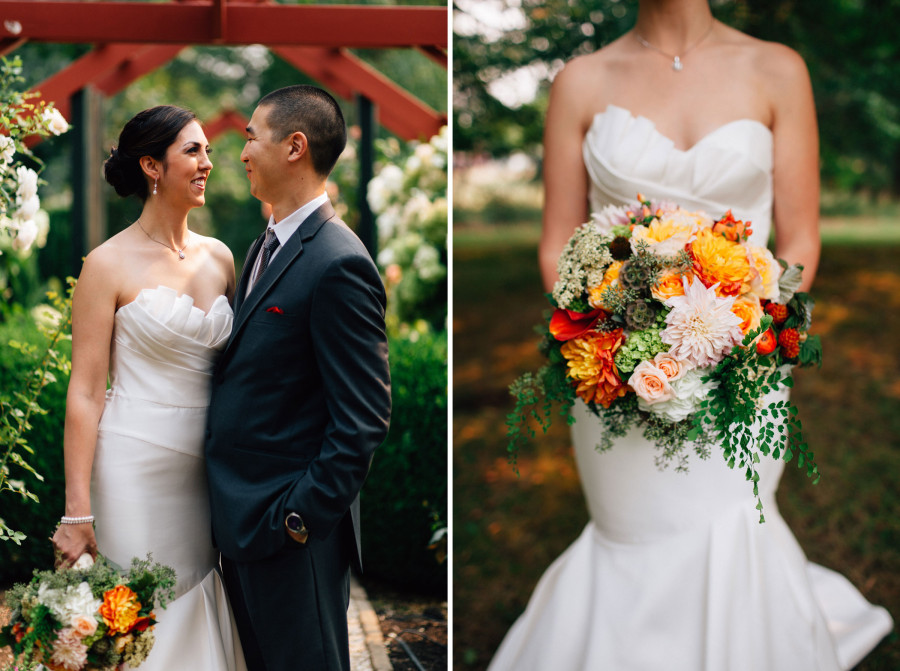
[488,1,892,670]
[51,106,246,669]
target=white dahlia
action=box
[661,276,743,368]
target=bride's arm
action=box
[51,248,118,566]
[539,60,592,293]
[766,44,820,292]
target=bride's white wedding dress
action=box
[488,105,893,671]
[91,286,246,670]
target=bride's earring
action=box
[153,179,158,195]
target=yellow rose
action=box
[630,209,704,257]
[588,260,623,309]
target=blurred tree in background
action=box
[453,0,900,197]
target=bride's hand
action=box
[51,523,98,568]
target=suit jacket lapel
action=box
[232,233,264,320]
[227,202,336,348]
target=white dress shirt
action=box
[246,192,328,297]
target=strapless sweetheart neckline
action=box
[117,284,230,318]
[595,104,772,154]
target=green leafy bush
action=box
[360,329,447,596]
[0,307,70,581]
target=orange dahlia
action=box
[690,228,753,297]
[100,585,142,635]
[560,329,628,407]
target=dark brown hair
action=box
[104,105,197,200]
[258,85,346,177]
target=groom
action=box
[205,85,391,671]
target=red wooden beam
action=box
[29,43,139,121]
[0,37,26,57]
[417,46,448,69]
[274,46,445,141]
[91,45,185,97]
[203,108,249,142]
[0,2,448,49]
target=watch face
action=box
[286,513,304,532]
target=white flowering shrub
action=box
[367,126,447,333]
[0,55,69,258]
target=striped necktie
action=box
[251,228,280,289]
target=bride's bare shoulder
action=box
[718,24,810,86]
[550,36,632,114]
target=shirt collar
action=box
[267,192,329,245]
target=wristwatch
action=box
[285,512,309,544]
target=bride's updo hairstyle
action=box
[104,105,197,200]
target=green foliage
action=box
[0,281,73,547]
[360,330,447,596]
[691,318,820,522]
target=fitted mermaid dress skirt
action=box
[488,106,893,671]
[91,286,246,671]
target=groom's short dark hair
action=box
[258,85,347,177]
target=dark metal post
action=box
[356,94,376,260]
[70,87,105,275]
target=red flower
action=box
[711,210,752,242]
[549,307,607,341]
[764,302,789,325]
[756,328,777,355]
[778,328,800,359]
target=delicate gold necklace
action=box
[634,20,715,72]
[136,220,189,260]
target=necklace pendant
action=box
[672,56,683,72]
[178,251,185,260]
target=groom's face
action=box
[241,105,282,203]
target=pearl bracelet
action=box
[60,515,95,525]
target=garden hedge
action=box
[360,329,448,596]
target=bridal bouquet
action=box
[0,554,175,670]
[508,195,822,520]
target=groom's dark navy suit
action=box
[205,201,391,671]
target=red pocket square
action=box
[266,306,284,314]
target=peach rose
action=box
[731,294,764,334]
[747,246,782,300]
[652,352,687,382]
[71,614,98,638]
[627,361,675,405]
[651,269,692,302]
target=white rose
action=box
[377,247,396,267]
[412,244,444,281]
[17,194,40,220]
[42,107,70,136]
[16,166,39,201]
[72,552,95,570]
[0,135,15,164]
[12,218,38,251]
[378,164,404,194]
[642,367,715,422]
[35,209,50,248]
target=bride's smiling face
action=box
[158,121,213,208]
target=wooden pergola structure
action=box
[0,0,448,266]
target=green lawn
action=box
[452,220,900,670]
